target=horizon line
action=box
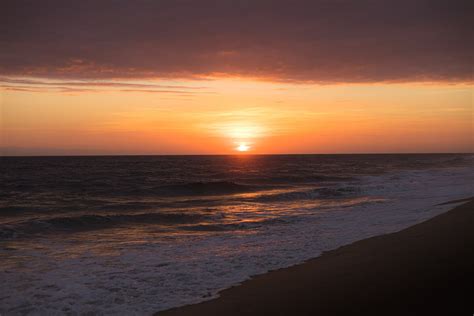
[1,152,472,158]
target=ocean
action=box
[0,154,472,314]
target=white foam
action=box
[0,166,472,315]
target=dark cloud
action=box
[1,0,472,82]
[0,77,209,94]
[0,77,206,89]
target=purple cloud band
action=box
[1,0,472,82]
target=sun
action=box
[236,142,250,152]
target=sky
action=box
[1,0,473,155]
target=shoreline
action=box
[158,198,474,315]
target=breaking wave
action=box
[180,217,292,232]
[261,175,354,184]
[252,186,360,202]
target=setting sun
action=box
[236,142,250,152]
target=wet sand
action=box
[158,198,474,315]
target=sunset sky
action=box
[1,0,472,155]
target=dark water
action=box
[0,154,469,239]
[0,154,472,314]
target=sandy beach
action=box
[159,198,474,315]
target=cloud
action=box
[0,77,206,89]
[1,0,472,83]
[0,77,210,94]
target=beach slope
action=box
[159,199,474,315]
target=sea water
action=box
[0,154,472,314]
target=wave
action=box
[0,205,41,216]
[154,181,261,196]
[0,212,205,239]
[252,186,360,202]
[261,175,354,184]
[181,217,291,232]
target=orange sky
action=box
[1,1,472,155]
[1,78,472,155]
